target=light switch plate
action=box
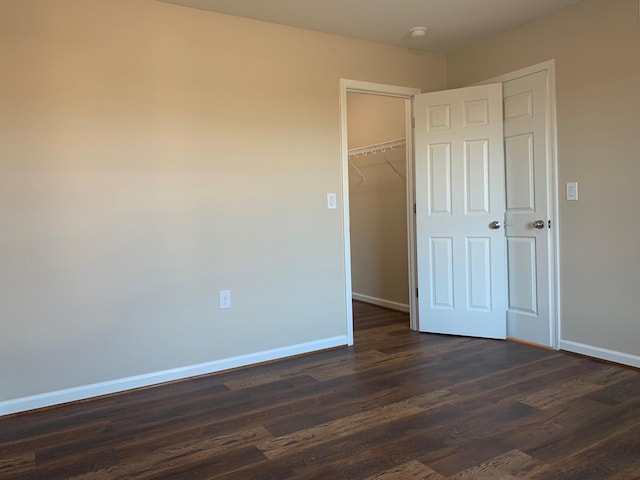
[566,182,578,201]
[327,193,337,209]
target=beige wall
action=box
[448,0,640,357]
[346,94,407,149]
[0,0,446,404]
[347,93,408,306]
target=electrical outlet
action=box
[219,290,231,309]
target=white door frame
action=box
[476,60,561,349]
[340,79,421,345]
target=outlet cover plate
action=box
[219,290,231,309]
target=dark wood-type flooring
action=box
[2,301,640,479]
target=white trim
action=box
[405,98,419,331]
[352,293,410,313]
[559,340,640,369]
[339,81,354,346]
[548,62,561,351]
[340,80,421,98]
[0,336,348,417]
[339,79,421,344]
[476,60,561,350]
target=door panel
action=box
[505,134,535,210]
[429,144,452,214]
[503,70,552,346]
[430,237,454,309]
[467,237,492,311]
[415,84,506,339]
[507,237,537,313]
[465,139,491,213]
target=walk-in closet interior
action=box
[346,93,409,313]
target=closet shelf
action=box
[348,138,406,159]
[348,138,406,183]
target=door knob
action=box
[533,220,545,229]
[489,220,501,230]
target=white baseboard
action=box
[0,335,348,417]
[352,293,409,313]
[559,339,640,369]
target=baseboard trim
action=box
[352,293,409,313]
[559,339,640,369]
[0,335,348,417]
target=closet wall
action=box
[347,93,409,309]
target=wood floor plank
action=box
[519,365,637,409]
[0,380,230,445]
[68,426,272,480]
[527,424,640,479]
[0,451,36,477]
[363,460,445,480]
[1,301,638,479]
[521,395,640,464]
[217,404,463,480]
[257,389,454,459]
[489,397,612,455]
[222,350,389,389]
[421,437,518,478]
[448,449,547,479]
[584,373,640,406]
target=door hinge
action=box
[411,117,415,129]
[416,288,419,298]
[414,203,417,214]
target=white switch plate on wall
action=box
[327,193,337,209]
[566,182,579,201]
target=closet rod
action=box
[348,138,406,159]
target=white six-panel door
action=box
[415,84,506,339]
[503,70,553,346]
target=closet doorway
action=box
[347,92,409,312]
[341,81,421,344]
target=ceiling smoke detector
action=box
[409,26,428,39]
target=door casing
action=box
[340,80,420,345]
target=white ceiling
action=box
[158,0,582,53]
